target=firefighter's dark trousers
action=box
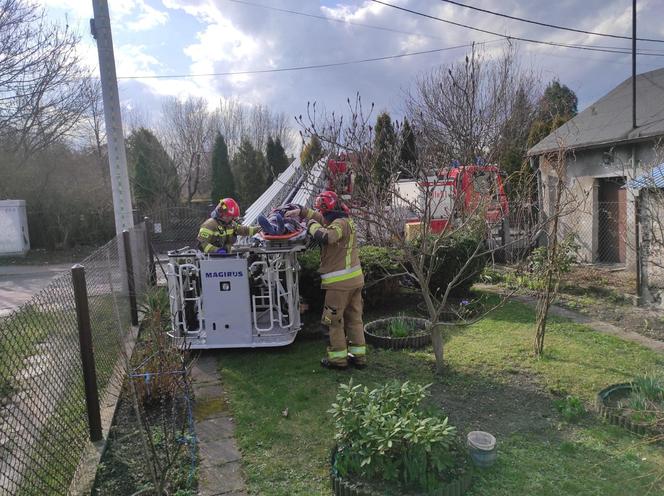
[321,287,366,366]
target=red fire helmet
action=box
[217,198,240,219]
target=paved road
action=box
[0,264,72,317]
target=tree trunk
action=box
[534,290,551,355]
[533,154,564,357]
[431,324,444,374]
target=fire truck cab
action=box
[397,163,509,240]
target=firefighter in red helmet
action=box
[197,198,261,254]
[287,191,366,369]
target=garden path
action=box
[191,352,248,496]
[479,285,664,353]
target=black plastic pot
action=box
[596,383,658,436]
[330,447,473,496]
[364,317,431,350]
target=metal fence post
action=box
[71,264,103,442]
[144,216,156,286]
[123,230,139,325]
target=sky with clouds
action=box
[39,0,664,126]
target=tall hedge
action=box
[298,246,403,313]
[417,232,488,298]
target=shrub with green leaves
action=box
[554,395,586,423]
[330,380,461,493]
[412,231,488,298]
[298,246,404,313]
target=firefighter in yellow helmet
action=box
[287,191,366,369]
[197,198,261,254]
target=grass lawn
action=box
[217,297,664,496]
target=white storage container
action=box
[0,200,30,256]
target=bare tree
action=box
[160,96,216,204]
[298,94,546,374]
[78,77,108,182]
[0,0,90,155]
[213,97,296,156]
[214,97,247,157]
[532,142,581,356]
[405,44,538,166]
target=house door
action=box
[597,178,626,263]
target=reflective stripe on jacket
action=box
[197,218,259,253]
[305,209,364,290]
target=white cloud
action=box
[51,0,664,121]
[125,3,169,32]
[39,0,169,32]
[116,44,163,77]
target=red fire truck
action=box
[326,156,353,199]
[397,164,509,238]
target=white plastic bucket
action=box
[467,431,497,468]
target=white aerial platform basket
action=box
[165,237,306,349]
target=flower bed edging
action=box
[364,317,431,350]
[596,382,656,437]
[330,447,473,496]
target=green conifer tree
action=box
[399,117,417,179]
[127,127,179,213]
[300,135,323,169]
[210,132,235,204]
[233,138,266,206]
[372,112,397,200]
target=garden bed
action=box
[217,296,664,495]
[597,381,664,437]
[92,393,197,495]
[364,316,431,349]
[330,446,473,496]
[92,288,198,495]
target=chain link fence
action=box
[561,201,629,264]
[0,224,153,494]
[145,205,211,255]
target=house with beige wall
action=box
[528,68,664,274]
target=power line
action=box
[371,0,664,57]
[223,0,449,42]
[439,0,664,44]
[226,0,663,55]
[116,40,503,80]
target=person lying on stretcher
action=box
[257,203,305,236]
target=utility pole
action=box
[90,0,134,234]
[632,0,637,130]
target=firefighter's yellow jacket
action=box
[304,208,364,290]
[197,218,260,253]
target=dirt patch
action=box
[556,293,664,342]
[560,265,637,297]
[430,369,560,440]
[554,266,664,342]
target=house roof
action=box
[627,162,664,189]
[527,68,664,156]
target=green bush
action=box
[330,380,461,494]
[359,246,403,308]
[414,232,488,298]
[297,249,324,312]
[554,395,586,423]
[298,246,403,313]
